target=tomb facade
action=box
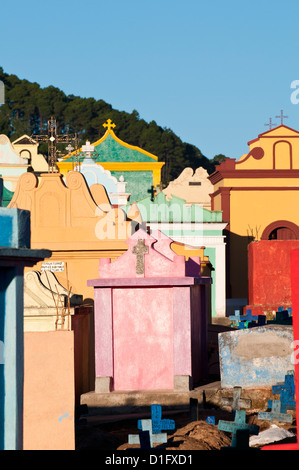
[86,228,211,393]
[0,207,51,449]
[57,119,165,203]
[209,123,299,312]
[125,191,227,318]
[8,170,137,300]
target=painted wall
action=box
[58,121,164,203]
[8,171,137,300]
[111,170,153,202]
[247,240,299,315]
[23,331,75,450]
[209,124,299,302]
[218,325,294,388]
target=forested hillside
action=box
[0,68,226,183]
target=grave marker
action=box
[258,400,293,423]
[218,410,259,447]
[229,310,266,329]
[129,420,167,448]
[139,431,151,450]
[267,310,292,325]
[221,386,252,411]
[221,429,260,451]
[269,371,296,414]
[189,398,199,422]
[206,416,215,425]
[137,404,175,434]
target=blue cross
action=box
[137,405,175,434]
[218,410,259,447]
[258,400,293,423]
[229,309,266,329]
[129,419,167,447]
[269,372,296,414]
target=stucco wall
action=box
[23,331,75,450]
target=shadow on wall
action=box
[225,230,254,301]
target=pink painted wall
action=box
[89,229,211,391]
[112,287,174,390]
[23,331,75,450]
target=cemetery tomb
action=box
[0,207,51,449]
[57,119,165,203]
[125,190,227,318]
[218,324,294,388]
[209,124,299,310]
[8,170,137,300]
[162,166,214,208]
[86,228,212,392]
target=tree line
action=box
[0,67,226,183]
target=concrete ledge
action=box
[80,381,274,417]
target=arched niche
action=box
[261,220,299,240]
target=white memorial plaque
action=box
[41,261,65,272]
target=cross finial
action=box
[132,239,149,275]
[103,119,116,131]
[275,109,288,125]
[264,117,276,130]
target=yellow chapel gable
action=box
[236,124,299,170]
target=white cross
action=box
[82,140,95,160]
[65,144,74,154]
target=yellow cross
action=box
[103,119,116,131]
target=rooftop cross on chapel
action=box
[103,119,116,131]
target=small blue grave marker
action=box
[218,410,259,447]
[206,416,215,425]
[258,400,293,423]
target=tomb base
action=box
[95,377,113,393]
[80,381,275,417]
[174,375,192,391]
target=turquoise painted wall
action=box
[93,134,155,162]
[111,171,153,202]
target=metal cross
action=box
[32,116,77,172]
[103,119,116,131]
[276,109,288,125]
[264,117,276,130]
[132,239,149,275]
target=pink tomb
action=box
[87,229,212,392]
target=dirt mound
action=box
[165,420,232,450]
[117,420,232,451]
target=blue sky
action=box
[1,0,299,161]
